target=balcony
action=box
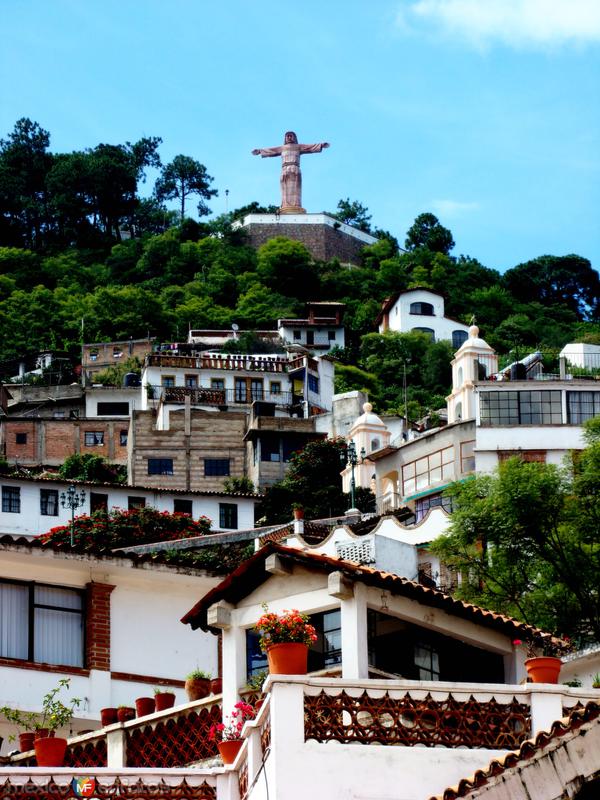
[150,386,294,407]
[4,678,598,800]
[147,353,288,372]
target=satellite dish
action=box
[232,323,239,331]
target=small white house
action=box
[0,475,259,536]
[375,288,470,347]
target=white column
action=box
[530,688,564,735]
[106,726,126,768]
[340,583,369,679]
[222,617,248,716]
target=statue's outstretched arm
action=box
[251,146,283,158]
[299,142,330,154]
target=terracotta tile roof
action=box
[258,521,334,546]
[0,533,250,576]
[429,700,600,800]
[180,542,557,648]
[346,509,413,535]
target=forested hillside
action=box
[1,118,598,419]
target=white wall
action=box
[383,289,469,343]
[85,388,140,418]
[0,477,257,536]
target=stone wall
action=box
[244,221,368,264]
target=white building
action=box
[0,534,223,753]
[0,475,259,536]
[375,287,470,347]
[277,301,346,353]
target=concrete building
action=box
[277,301,346,353]
[81,337,155,383]
[375,287,470,347]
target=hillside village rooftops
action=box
[181,541,559,648]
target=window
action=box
[282,438,300,462]
[460,440,475,473]
[567,391,600,424]
[204,459,230,477]
[128,496,146,510]
[328,330,336,341]
[113,347,123,359]
[2,486,20,513]
[479,391,563,426]
[219,503,238,529]
[306,331,314,346]
[307,610,342,672]
[89,350,98,361]
[119,430,128,446]
[415,493,454,521]
[174,499,193,516]
[84,431,104,446]
[412,326,435,341]
[15,432,27,444]
[161,375,175,387]
[0,580,84,667]
[251,379,263,401]
[211,378,225,390]
[235,378,247,402]
[410,302,434,316]
[293,330,301,341]
[53,411,65,419]
[90,492,108,512]
[270,381,281,395]
[185,374,198,388]
[261,438,280,462]
[414,642,440,680]
[370,438,380,452]
[452,330,468,350]
[40,489,59,516]
[96,402,129,416]
[148,458,174,476]
[308,374,319,393]
[402,446,454,496]
[246,629,268,678]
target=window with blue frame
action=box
[308,374,319,393]
[147,458,174,475]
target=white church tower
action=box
[447,324,498,423]
[341,402,391,494]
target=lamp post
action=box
[341,441,366,511]
[60,485,86,547]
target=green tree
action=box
[154,155,217,221]
[59,453,124,483]
[256,237,318,300]
[431,425,600,642]
[405,212,455,255]
[334,198,372,233]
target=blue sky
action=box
[1,0,599,272]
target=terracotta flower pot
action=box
[18,732,35,752]
[210,678,222,695]
[34,728,53,740]
[254,698,264,711]
[185,678,211,702]
[525,656,562,684]
[34,736,67,767]
[100,707,118,727]
[293,508,304,520]
[217,739,243,765]
[154,692,176,712]
[135,697,156,717]
[117,706,135,723]
[267,642,308,675]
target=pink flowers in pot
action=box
[254,606,318,653]
[209,701,256,742]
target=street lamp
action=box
[341,441,366,511]
[60,485,86,547]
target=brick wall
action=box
[130,408,247,491]
[85,582,115,671]
[1,419,129,465]
[244,222,368,264]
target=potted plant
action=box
[117,705,135,723]
[245,669,268,710]
[100,707,118,727]
[514,638,564,684]
[292,503,304,520]
[185,669,212,702]
[153,687,176,712]
[135,696,156,717]
[592,673,600,689]
[0,706,37,752]
[34,679,81,767]
[254,605,317,675]
[209,701,255,764]
[210,677,223,695]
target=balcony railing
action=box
[147,353,289,372]
[151,386,294,407]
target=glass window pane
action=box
[34,607,83,667]
[0,583,28,659]
[35,585,82,610]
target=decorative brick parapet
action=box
[86,581,115,671]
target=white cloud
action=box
[430,199,479,217]
[396,0,600,48]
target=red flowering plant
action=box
[254,605,318,653]
[209,701,256,742]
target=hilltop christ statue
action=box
[252,131,330,214]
